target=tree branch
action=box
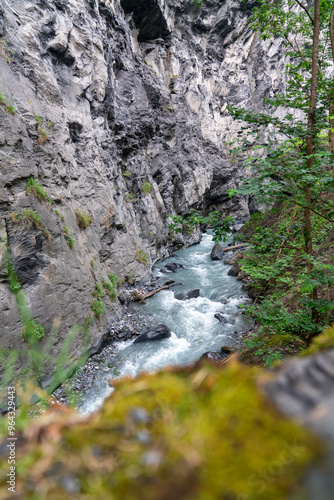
[294,0,314,25]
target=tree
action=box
[227,0,334,337]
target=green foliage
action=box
[190,0,203,6]
[5,246,21,294]
[245,297,321,339]
[125,192,137,203]
[103,274,118,301]
[91,275,118,315]
[238,208,334,351]
[108,273,118,288]
[75,209,92,229]
[33,114,48,146]
[90,298,105,319]
[63,226,74,249]
[0,243,91,403]
[135,248,149,265]
[11,208,51,239]
[93,283,103,298]
[227,0,334,358]
[54,209,65,221]
[122,170,131,178]
[0,88,16,114]
[22,208,42,228]
[167,210,234,243]
[25,177,50,203]
[0,39,15,63]
[142,181,153,195]
[21,320,45,342]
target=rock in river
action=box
[133,324,172,343]
[174,289,200,300]
[160,263,185,273]
[210,244,224,261]
[214,313,227,324]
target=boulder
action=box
[174,289,200,300]
[228,264,240,277]
[214,313,227,324]
[133,324,171,343]
[160,262,185,273]
[210,243,224,261]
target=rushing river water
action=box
[79,232,249,414]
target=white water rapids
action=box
[79,232,249,414]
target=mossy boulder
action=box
[0,360,321,500]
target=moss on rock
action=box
[0,360,321,499]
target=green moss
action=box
[2,361,320,499]
[302,324,334,355]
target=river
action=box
[79,232,249,414]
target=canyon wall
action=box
[0,0,286,375]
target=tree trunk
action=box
[328,5,334,180]
[305,0,320,307]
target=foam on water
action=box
[79,232,249,414]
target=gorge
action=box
[0,0,285,376]
[1,1,334,499]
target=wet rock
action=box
[221,346,236,355]
[174,289,200,300]
[200,351,227,362]
[210,244,224,261]
[168,282,183,288]
[160,262,184,273]
[214,313,227,324]
[133,324,171,343]
[228,264,240,277]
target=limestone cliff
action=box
[0,0,286,373]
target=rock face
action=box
[0,0,287,376]
[133,323,171,343]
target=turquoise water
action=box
[80,232,248,414]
